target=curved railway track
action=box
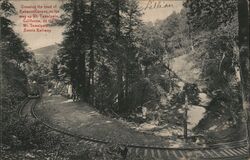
[19,98,249,160]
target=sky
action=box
[10,0,183,50]
[140,0,183,22]
[10,0,65,50]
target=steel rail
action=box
[18,98,249,159]
[30,99,248,149]
[17,98,30,117]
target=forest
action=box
[1,0,249,159]
[50,0,244,139]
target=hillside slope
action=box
[32,45,59,61]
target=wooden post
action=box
[184,95,188,142]
[238,0,250,156]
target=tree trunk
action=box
[238,0,250,155]
[115,0,124,111]
[78,50,86,100]
[88,0,96,104]
[117,62,124,111]
[125,68,129,101]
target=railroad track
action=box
[17,98,29,116]
[19,98,249,160]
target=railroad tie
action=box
[177,150,184,158]
[135,148,139,155]
[231,148,243,155]
[226,149,239,156]
[128,147,132,154]
[210,149,221,157]
[220,150,229,157]
[223,149,235,156]
[241,147,248,152]
[205,150,215,158]
[235,148,247,154]
[165,150,170,157]
[196,150,206,158]
[144,149,148,157]
[172,150,179,159]
[157,150,162,159]
[151,149,156,159]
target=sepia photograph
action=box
[1,0,249,159]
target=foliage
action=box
[54,0,144,113]
[57,0,88,100]
[158,10,192,57]
[49,0,243,133]
[183,0,243,132]
[184,0,237,31]
[23,57,51,84]
[0,0,32,99]
[0,0,48,154]
[51,0,195,118]
[1,0,31,65]
[1,0,32,115]
[2,116,61,150]
[170,83,199,106]
[139,23,165,76]
[94,63,116,110]
[183,83,200,105]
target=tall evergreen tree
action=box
[113,0,125,110]
[59,0,88,99]
[57,0,144,113]
[121,0,143,111]
[1,0,32,99]
[1,0,32,143]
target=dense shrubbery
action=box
[3,116,60,149]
